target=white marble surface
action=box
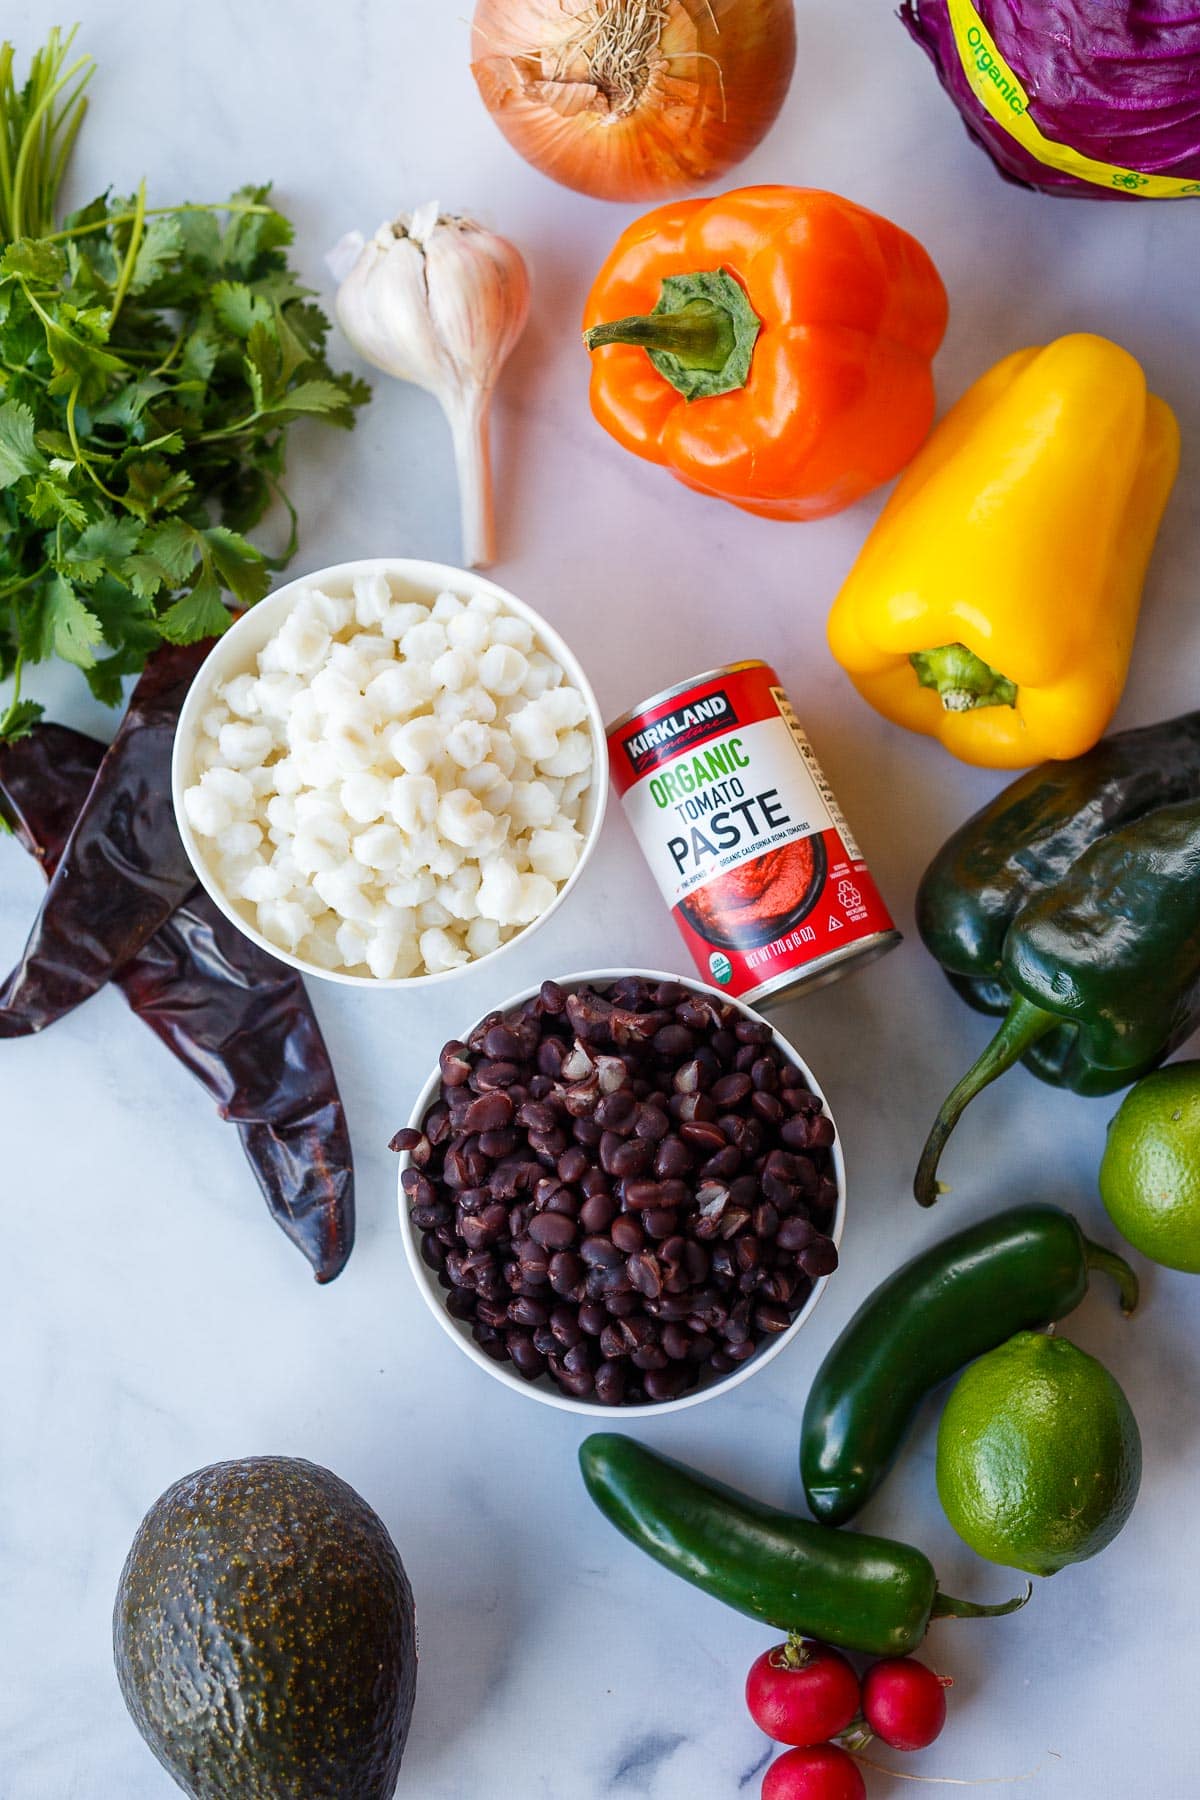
[3,3,1200,1795]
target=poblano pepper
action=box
[916,794,1200,1205]
[917,709,1200,1027]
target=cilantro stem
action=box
[65,380,122,502]
[6,31,94,239]
[42,199,273,244]
[0,638,25,738]
[108,178,146,327]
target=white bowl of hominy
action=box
[171,558,608,987]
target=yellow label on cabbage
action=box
[946,0,1200,198]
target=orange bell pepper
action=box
[582,186,948,521]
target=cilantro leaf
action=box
[0,400,46,486]
[159,566,232,644]
[202,525,270,606]
[0,697,45,742]
[212,280,272,339]
[44,573,104,668]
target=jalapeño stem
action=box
[930,1581,1033,1623]
[1085,1239,1140,1316]
[914,996,1058,1207]
[583,267,762,402]
[910,641,1018,712]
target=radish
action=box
[861,1656,952,1751]
[747,1639,861,1747]
[744,1641,859,1749]
[761,1744,866,1800]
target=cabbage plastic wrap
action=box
[901,1,1200,199]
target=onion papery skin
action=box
[902,0,1200,200]
[471,0,797,202]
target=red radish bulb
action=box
[762,1744,866,1800]
[746,1641,861,1747]
[861,1656,951,1751]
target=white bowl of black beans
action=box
[395,969,846,1416]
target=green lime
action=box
[1099,1061,1200,1272]
[936,1331,1141,1577]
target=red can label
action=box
[608,663,897,1002]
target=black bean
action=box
[750,1090,784,1124]
[644,1367,690,1402]
[735,1018,772,1045]
[750,1056,779,1094]
[439,1041,472,1085]
[808,1115,836,1151]
[627,1252,664,1299]
[578,1301,607,1336]
[780,1117,811,1150]
[661,1324,692,1361]
[445,1287,475,1320]
[391,1126,424,1153]
[776,1216,814,1253]
[654,1137,692,1180]
[540,979,567,1013]
[801,1238,839,1278]
[473,1130,514,1163]
[631,1343,669,1372]
[634,1104,670,1142]
[642,1208,680,1240]
[463,1090,515,1134]
[595,1360,627,1405]
[599,1323,628,1360]
[508,1295,549,1329]
[754,1301,793,1334]
[557,1145,589,1183]
[710,1071,753,1107]
[528,1212,576,1250]
[581,1234,624,1268]
[554,1368,595,1399]
[604,1290,640,1318]
[580,1191,617,1233]
[547,1303,583,1347]
[699,1144,742,1183]
[611,1215,645,1254]
[507,1333,547,1380]
[680,1120,726,1153]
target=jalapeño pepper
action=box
[916,795,1200,1205]
[580,1435,1029,1658]
[801,1206,1138,1527]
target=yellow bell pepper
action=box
[826,333,1180,769]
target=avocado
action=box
[113,1456,417,1799]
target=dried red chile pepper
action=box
[0,641,210,1037]
[0,722,354,1283]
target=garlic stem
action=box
[448,390,496,570]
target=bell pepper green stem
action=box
[584,267,762,403]
[915,996,1058,1206]
[910,641,1018,712]
[931,1582,1033,1622]
[1084,1239,1140,1316]
[584,303,735,368]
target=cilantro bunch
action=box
[0,28,369,740]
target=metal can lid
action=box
[605,660,770,740]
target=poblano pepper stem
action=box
[914,995,1058,1206]
[583,267,762,402]
[909,641,1018,712]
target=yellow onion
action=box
[471,0,797,202]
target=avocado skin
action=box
[113,1457,417,1800]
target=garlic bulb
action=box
[329,204,530,569]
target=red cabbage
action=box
[901,1,1200,199]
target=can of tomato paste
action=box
[607,661,900,1007]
